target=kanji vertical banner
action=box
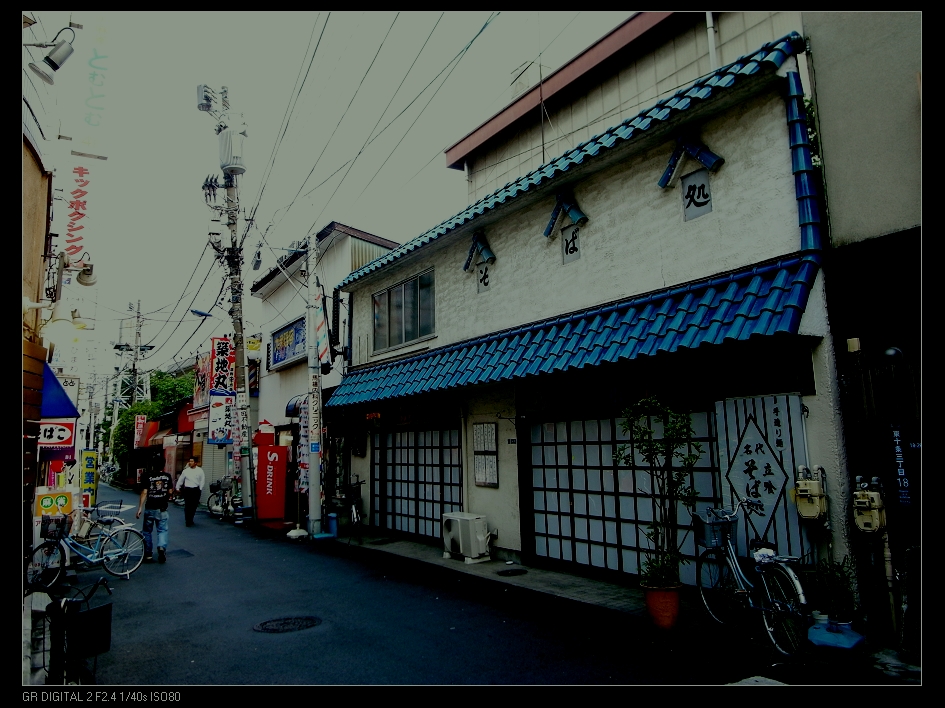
[207,338,236,446]
[133,414,146,448]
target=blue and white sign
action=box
[310,442,320,454]
[270,317,306,369]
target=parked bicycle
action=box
[98,462,119,486]
[26,507,146,592]
[207,476,240,521]
[345,477,366,546]
[694,497,810,656]
[43,576,113,685]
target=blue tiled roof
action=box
[337,32,806,291]
[326,253,820,407]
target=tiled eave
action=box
[326,252,821,408]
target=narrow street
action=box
[30,484,906,687]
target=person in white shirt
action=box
[176,457,205,526]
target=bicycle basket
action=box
[219,478,232,491]
[694,512,736,549]
[40,514,73,541]
[209,480,221,493]
[94,501,127,519]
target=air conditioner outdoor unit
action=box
[442,512,491,564]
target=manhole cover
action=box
[496,568,527,577]
[253,616,321,633]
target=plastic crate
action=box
[694,512,736,549]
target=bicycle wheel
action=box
[697,548,741,624]
[101,528,145,577]
[207,491,224,517]
[761,564,809,656]
[27,541,66,592]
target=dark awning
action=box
[286,394,306,418]
[148,428,173,446]
[41,363,80,418]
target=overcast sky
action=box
[24,10,635,383]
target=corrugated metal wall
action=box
[351,240,393,272]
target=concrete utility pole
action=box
[197,83,256,519]
[306,244,326,535]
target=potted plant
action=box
[615,396,701,629]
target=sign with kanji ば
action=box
[38,420,76,449]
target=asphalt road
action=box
[67,484,910,687]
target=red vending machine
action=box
[255,445,287,522]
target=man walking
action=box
[176,457,205,527]
[135,456,172,563]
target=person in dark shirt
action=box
[135,458,173,563]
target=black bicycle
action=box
[43,577,113,685]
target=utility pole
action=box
[197,83,256,519]
[306,243,326,535]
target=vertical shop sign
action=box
[298,396,310,493]
[193,352,212,408]
[133,414,146,448]
[208,391,236,445]
[80,449,98,507]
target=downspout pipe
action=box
[706,12,719,71]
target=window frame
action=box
[372,269,435,353]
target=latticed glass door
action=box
[528,412,720,583]
[371,428,462,539]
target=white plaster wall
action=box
[468,11,804,202]
[798,269,828,338]
[802,331,852,563]
[349,92,799,365]
[801,12,921,244]
[461,388,521,553]
[255,233,357,428]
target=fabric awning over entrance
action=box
[148,428,173,447]
[40,363,80,418]
[327,253,821,408]
[286,394,306,418]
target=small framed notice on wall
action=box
[473,422,498,488]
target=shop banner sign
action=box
[193,352,212,408]
[133,414,147,448]
[210,337,236,392]
[208,391,235,445]
[80,449,98,508]
[271,318,306,368]
[298,395,310,493]
[256,445,287,521]
[38,420,76,450]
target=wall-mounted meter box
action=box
[794,465,827,520]
[853,489,886,532]
[796,478,826,519]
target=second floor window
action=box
[373,270,435,351]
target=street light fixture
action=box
[25,27,77,85]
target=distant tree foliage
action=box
[111,370,195,464]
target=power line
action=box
[242,13,328,248]
[306,11,424,231]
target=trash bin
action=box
[327,513,338,538]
